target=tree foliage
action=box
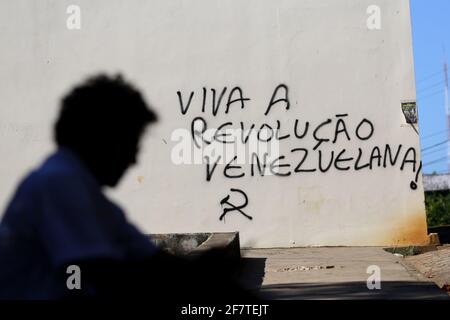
[425,191,450,227]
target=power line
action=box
[422,144,448,156]
[417,89,443,101]
[421,129,448,140]
[423,156,448,167]
[416,79,445,93]
[416,70,443,84]
[421,139,449,152]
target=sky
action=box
[410,0,450,174]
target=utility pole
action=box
[444,53,450,171]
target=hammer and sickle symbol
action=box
[219,188,252,221]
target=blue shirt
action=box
[0,148,157,299]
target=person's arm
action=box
[60,249,190,299]
[60,248,251,300]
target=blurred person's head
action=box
[54,74,158,187]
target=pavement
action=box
[405,245,450,291]
[239,247,450,300]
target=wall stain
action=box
[380,210,429,246]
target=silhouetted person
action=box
[0,74,254,300]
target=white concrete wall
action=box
[0,0,428,247]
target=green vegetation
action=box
[424,191,450,227]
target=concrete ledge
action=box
[149,232,240,259]
[150,233,209,255]
[191,232,241,259]
[384,245,439,256]
[429,225,450,244]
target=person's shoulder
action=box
[0,156,76,218]
[21,151,86,193]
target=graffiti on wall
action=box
[172,84,421,221]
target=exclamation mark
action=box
[410,161,422,190]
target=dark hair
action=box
[54,74,157,152]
